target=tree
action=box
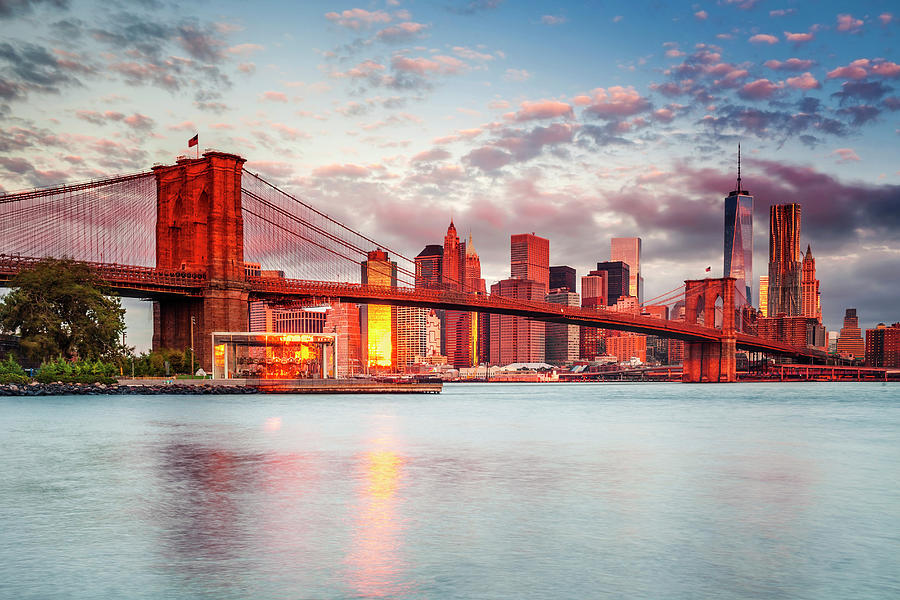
[0,258,126,362]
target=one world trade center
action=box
[724,145,753,307]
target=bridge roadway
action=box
[0,255,821,360]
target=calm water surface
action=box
[2,383,899,599]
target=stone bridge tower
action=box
[151,152,248,371]
[682,277,737,383]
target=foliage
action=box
[35,357,117,384]
[0,258,126,363]
[127,348,197,377]
[0,353,27,385]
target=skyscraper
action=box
[865,323,900,367]
[581,272,608,308]
[443,222,476,368]
[465,234,486,294]
[415,244,443,289]
[723,148,753,307]
[360,249,397,371]
[611,238,642,303]
[545,289,580,364]
[836,308,865,359]
[801,244,821,322]
[442,221,465,291]
[594,261,630,307]
[489,278,546,364]
[549,265,576,293]
[510,233,550,290]
[768,203,802,317]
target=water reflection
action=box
[346,427,412,598]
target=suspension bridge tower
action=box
[151,152,249,371]
[682,277,737,383]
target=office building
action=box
[611,237,643,303]
[545,289,580,364]
[581,272,608,308]
[489,278,546,365]
[396,306,429,368]
[594,261,630,307]
[360,249,397,371]
[768,203,802,316]
[415,244,443,289]
[511,233,550,290]
[836,308,865,359]
[550,265,576,293]
[723,151,753,306]
[865,323,900,367]
[443,223,476,368]
[800,245,821,322]
[324,301,362,377]
[607,334,647,364]
[759,275,769,317]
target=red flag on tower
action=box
[705,266,711,272]
[188,134,198,147]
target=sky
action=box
[0,0,897,351]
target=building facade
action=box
[758,275,769,317]
[611,237,643,303]
[800,244,821,322]
[594,261,630,307]
[510,233,550,289]
[549,265,577,293]
[360,249,397,371]
[489,278,546,365]
[865,323,900,367]
[836,308,865,359]
[768,203,802,317]
[545,290,580,365]
[724,179,753,307]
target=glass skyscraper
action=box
[724,182,753,307]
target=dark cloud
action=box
[0,42,94,95]
[0,0,68,19]
[837,105,881,127]
[831,80,894,105]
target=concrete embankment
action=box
[0,382,259,396]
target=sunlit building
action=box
[865,323,900,367]
[360,249,397,371]
[396,306,429,369]
[550,265,576,293]
[801,244,822,322]
[611,237,643,303]
[324,301,361,377]
[723,153,753,307]
[443,223,477,368]
[836,308,865,359]
[758,275,769,317]
[511,233,550,290]
[545,289,580,365]
[606,334,647,364]
[489,278,546,365]
[768,203,802,316]
[580,272,608,360]
[415,244,443,289]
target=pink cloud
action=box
[770,9,796,17]
[392,55,465,75]
[580,86,651,118]
[737,78,782,100]
[247,161,295,179]
[271,123,310,141]
[666,48,686,58]
[879,13,893,25]
[653,108,675,122]
[871,60,900,78]
[540,15,567,25]
[695,10,708,20]
[784,31,814,42]
[831,148,860,163]
[376,22,428,41]
[749,33,779,44]
[260,91,288,102]
[324,8,391,30]
[506,100,574,121]
[836,14,863,33]
[827,59,870,80]
[334,60,386,79]
[227,43,264,56]
[167,121,196,131]
[312,163,370,178]
[463,146,513,171]
[503,69,531,82]
[410,148,452,163]
[764,58,814,71]
[785,72,821,90]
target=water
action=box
[1,383,899,600]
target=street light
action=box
[190,316,195,377]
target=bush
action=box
[35,357,117,384]
[0,354,28,384]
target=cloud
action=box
[312,163,371,178]
[503,68,531,82]
[879,13,893,25]
[748,33,778,44]
[324,8,391,30]
[228,43,264,56]
[452,46,494,62]
[694,10,708,20]
[764,58,814,71]
[391,54,465,75]
[580,86,651,118]
[831,148,860,163]
[541,15,566,25]
[785,72,820,90]
[770,9,796,17]
[784,31,814,43]
[410,148,452,163]
[463,146,513,171]
[831,80,893,104]
[827,59,870,80]
[376,22,428,42]
[260,90,288,102]
[0,0,68,19]
[446,0,504,15]
[506,100,573,121]
[836,14,863,33]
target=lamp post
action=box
[190,316,195,377]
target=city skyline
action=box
[0,0,897,347]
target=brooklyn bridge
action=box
[0,151,824,382]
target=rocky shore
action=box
[0,382,260,396]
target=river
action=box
[1,382,898,599]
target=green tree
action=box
[0,258,126,362]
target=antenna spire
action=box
[736,143,742,192]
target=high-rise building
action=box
[324,301,362,377]
[415,244,443,289]
[510,233,550,290]
[360,249,397,371]
[465,234,486,294]
[836,308,865,359]
[396,306,429,368]
[607,334,647,364]
[768,203,802,317]
[489,278,546,365]
[594,261,630,307]
[723,149,753,307]
[758,275,769,317]
[549,265,576,293]
[581,272,608,308]
[611,237,643,303]
[800,244,821,322]
[442,222,465,291]
[545,289,580,365]
[865,323,900,367]
[443,223,476,368]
